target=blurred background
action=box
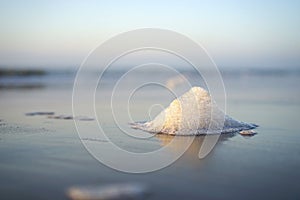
[0,1,300,200]
[0,0,299,69]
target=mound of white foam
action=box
[130,87,257,135]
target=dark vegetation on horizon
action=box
[0,68,46,77]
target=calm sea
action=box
[0,67,299,199]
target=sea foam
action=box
[130,87,257,135]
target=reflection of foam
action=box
[155,133,235,157]
[131,87,257,135]
[155,134,203,156]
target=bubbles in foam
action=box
[130,87,257,135]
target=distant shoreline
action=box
[0,67,299,78]
[0,69,46,77]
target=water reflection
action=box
[155,133,236,159]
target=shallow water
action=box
[0,68,300,199]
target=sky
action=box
[0,0,299,69]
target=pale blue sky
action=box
[0,0,299,68]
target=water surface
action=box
[0,68,299,199]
